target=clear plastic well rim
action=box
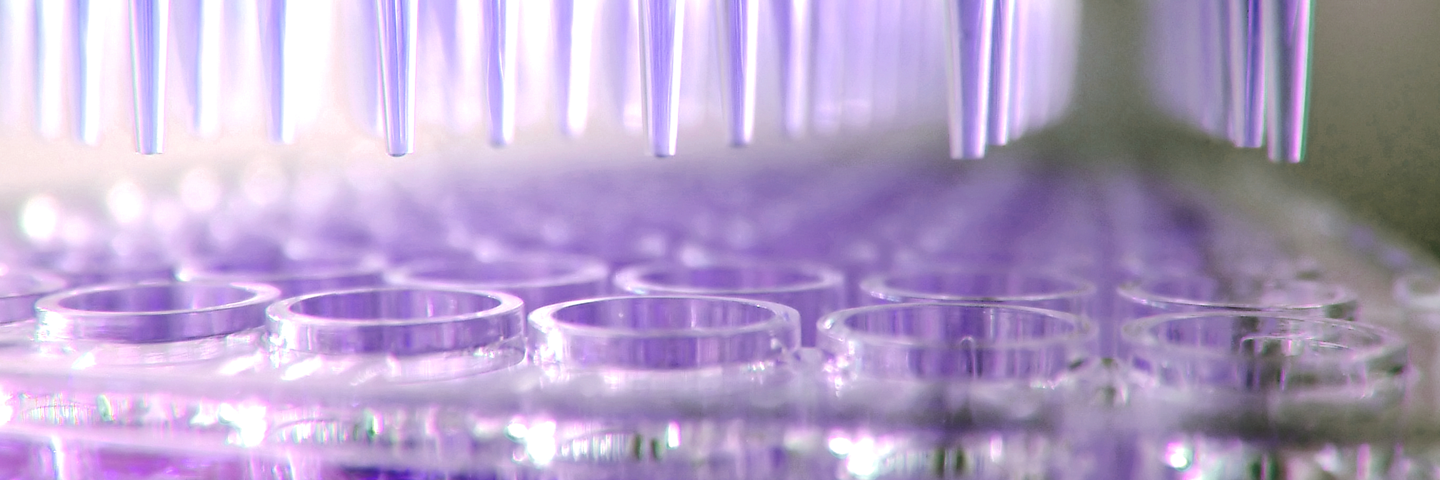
[266,286,524,329]
[818,302,1095,350]
[528,294,801,340]
[614,259,845,296]
[1118,274,1358,312]
[859,268,1096,303]
[1121,311,1405,365]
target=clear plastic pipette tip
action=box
[129,0,168,154]
[177,0,222,138]
[375,0,416,156]
[775,0,812,138]
[555,0,597,137]
[1227,0,1264,148]
[35,1,64,140]
[987,0,1015,145]
[483,0,517,147]
[73,0,105,146]
[259,0,293,144]
[943,0,996,159]
[1264,0,1312,163]
[719,0,758,146]
[639,0,685,157]
[6,0,1083,158]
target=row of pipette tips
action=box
[2,0,1086,159]
[1149,0,1315,162]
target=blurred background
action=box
[1018,0,1440,257]
[1293,0,1440,256]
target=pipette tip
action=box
[74,0,106,146]
[375,0,417,157]
[775,0,813,139]
[130,0,169,155]
[483,0,517,148]
[944,0,996,160]
[259,0,294,145]
[640,0,685,158]
[720,0,758,148]
[987,0,1016,146]
[556,0,597,138]
[1263,0,1312,163]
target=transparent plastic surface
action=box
[33,280,279,365]
[522,296,801,475]
[859,268,1095,315]
[1121,312,1411,479]
[0,0,1417,470]
[0,160,1424,478]
[1123,312,1408,430]
[1118,274,1359,320]
[816,302,1094,477]
[1131,433,1398,480]
[267,286,526,382]
[0,437,252,480]
[819,302,1092,381]
[819,430,1072,480]
[13,281,281,479]
[1396,274,1440,413]
[0,269,66,345]
[387,251,608,312]
[529,295,799,372]
[819,302,1093,431]
[0,270,66,323]
[613,259,844,347]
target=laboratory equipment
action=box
[0,269,65,343]
[266,286,527,380]
[613,258,843,345]
[859,267,1095,313]
[817,302,1094,479]
[1117,273,1359,320]
[0,0,1432,478]
[1123,311,1409,480]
